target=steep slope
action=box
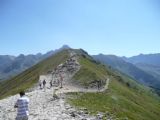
[69,54,160,120]
[0,50,70,99]
[123,54,160,82]
[0,83,97,120]
[0,54,42,80]
[68,75,160,120]
[0,49,160,120]
[123,53,160,95]
[0,49,100,120]
[135,63,160,95]
[135,63,160,81]
[0,45,70,81]
[93,54,160,89]
[72,50,109,88]
[0,55,15,80]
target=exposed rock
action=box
[96,112,104,120]
[0,51,112,120]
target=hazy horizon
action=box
[1,44,160,58]
[0,0,160,57]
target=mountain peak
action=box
[0,49,160,120]
[61,45,70,49]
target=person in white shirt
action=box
[14,91,29,120]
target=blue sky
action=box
[0,0,160,57]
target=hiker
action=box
[39,80,42,89]
[50,80,53,88]
[59,74,63,88]
[53,89,59,100]
[43,79,46,89]
[97,80,101,90]
[14,91,29,120]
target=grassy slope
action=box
[69,54,160,120]
[0,49,160,119]
[0,50,70,99]
[73,55,109,87]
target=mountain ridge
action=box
[93,54,160,95]
[124,53,160,66]
[0,49,160,120]
[0,45,70,81]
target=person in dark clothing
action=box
[59,74,63,88]
[39,80,42,89]
[43,79,46,89]
[97,80,101,90]
[50,80,53,88]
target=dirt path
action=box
[0,86,99,120]
[0,52,110,120]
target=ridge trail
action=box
[0,52,110,120]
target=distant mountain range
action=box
[123,53,160,66]
[0,49,160,120]
[0,45,70,80]
[93,54,160,95]
[1,45,160,95]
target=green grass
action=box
[69,77,160,120]
[1,49,160,120]
[0,50,70,99]
[73,55,110,87]
[68,78,160,120]
[68,52,160,120]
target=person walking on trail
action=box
[14,91,29,120]
[59,74,63,88]
[43,79,46,89]
[50,80,53,88]
[39,80,42,89]
[97,80,101,90]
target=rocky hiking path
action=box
[0,52,110,120]
[0,87,98,120]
